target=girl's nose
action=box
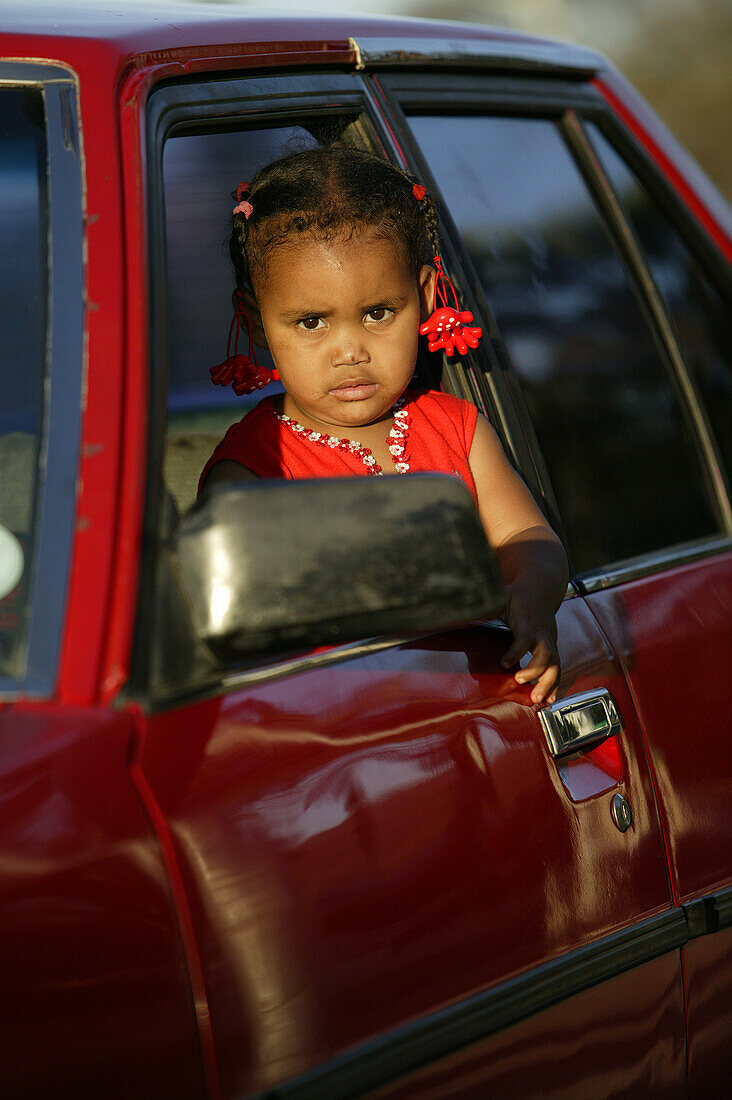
[331,329,370,368]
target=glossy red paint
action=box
[684,928,732,1095]
[51,44,129,704]
[129,723,222,1099]
[0,704,205,1096]
[366,951,687,1098]
[136,598,676,1094]
[585,551,732,904]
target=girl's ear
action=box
[232,287,269,349]
[418,265,436,322]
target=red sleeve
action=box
[197,398,287,494]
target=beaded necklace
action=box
[273,395,411,475]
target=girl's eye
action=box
[366,307,393,323]
[297,316,324,331]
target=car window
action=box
[162,114,377,514]
[408,113,720,575]
[0,88,47,678]
[586,123,732,480]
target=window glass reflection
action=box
[587,123,732,480]
[0,88,47,676]
[408,114,718,573]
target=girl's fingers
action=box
[513,637,554,682]
[508,636,561,704]
[529,664,560,704]
[501,628,561,704]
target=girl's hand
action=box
[500,589,561,705]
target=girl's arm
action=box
[201,459,259,492]
[469,414,569,704]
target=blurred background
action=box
[197,0,731,202]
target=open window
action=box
[138,73,504,706]
[156,83,389,515]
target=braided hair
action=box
[229,147,442,296]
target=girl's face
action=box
[254,229,434,433]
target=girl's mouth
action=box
[328,380,378,401]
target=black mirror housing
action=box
[168,474,505,663]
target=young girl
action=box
[199,147,568,704]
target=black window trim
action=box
[353,34,601,82]
[561,110,732,532]
[0,63,85,699]
[376,70,732,587]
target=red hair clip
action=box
[209,290,278,395]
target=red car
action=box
[1,3,730,1096]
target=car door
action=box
[129,68,687,1098]
[384,62,732,1098]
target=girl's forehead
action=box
[257,228,414,294]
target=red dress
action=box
[198,388,479,506]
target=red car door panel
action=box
[137,595,679,1095]
[584,549,732,1095]
[584,551,732,904]
[683,928,732,1096]
[366,951,686,1099]
[0,705,206,1098]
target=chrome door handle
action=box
[538,689,623,758]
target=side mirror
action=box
[167,474,505,663]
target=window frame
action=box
[135,69,462,706]
[0,63,85,698]
[376,70,732,587]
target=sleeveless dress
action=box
[198,387,479,506]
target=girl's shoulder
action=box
[196,396,279,495]
[218,395,277,441]
[407,386,479,438]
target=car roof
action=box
[1,0,601,77]
[3,1,729,246]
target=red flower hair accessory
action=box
[209,291,279,395]
[420,255,482,357]
[412,183,426,202]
